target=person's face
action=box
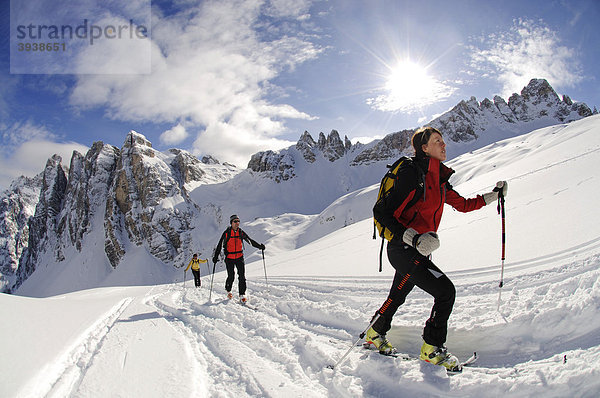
[231,219,240,230]
[422,132,446,161]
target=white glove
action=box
[483,181,508,205]
[402,228,440,256]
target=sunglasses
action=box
[232,220,240,223]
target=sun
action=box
[367,60,455,113]
[385,61,436,104]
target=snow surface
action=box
[2,115,600,397]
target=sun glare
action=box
[386,62,435,102]
[366,60,455,113]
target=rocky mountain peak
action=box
[249,129,353,180]
[296,131,318,163]
[250,79,597,177]
[0,173,43,291]
[427,78,595,155]
[2,132,238,292]
[317,130,350,162]
[168,149,206,185]
[297,131,316,147]
[519,78,557,102]
[14,154,68,289]
[123,130,153,149]
[201,155,220,165]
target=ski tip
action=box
[447,366,463,374]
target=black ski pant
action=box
[192,269,201,287]
[225,257,246,295]
[373,242,456,347]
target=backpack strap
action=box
[224,227,245,257]
[378,237,386,272]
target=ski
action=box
[360,342,413,360]
[239,300,258,311]
[461,352,478,367]
[362,343,478,373]
[443,352,479,374]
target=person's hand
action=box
[483,181,508,205]
[493,181,508,197]
[402,228,440,256]
[259,243,265,250]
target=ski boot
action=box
[419,341,462,372]
[240,295,247,304]
[365,327,397,355]
[227,292,233,299]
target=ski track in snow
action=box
[130,246,600,397]
[15,247,599,397]
[20,297,134,398]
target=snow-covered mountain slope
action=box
[262,114,600,277]
[2,133,241,294]
[250,78,596,181]
[428,78,595,159]
[0,173,43,291]
[2,115,599,398]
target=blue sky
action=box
[1,0,599,189]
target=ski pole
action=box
[327,313,381,370]
[208,261,217,302]
[496,188,506,311]
[183,270,186,289]
[261,249,269,291]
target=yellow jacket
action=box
[185,258,207,271]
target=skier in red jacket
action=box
[213,215,265,303]
[367,126,507,372]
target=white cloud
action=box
[69,0,322,165]
[193,121,294,168]
[10,0,152,74]
[0,121,89,190]
[1,120,56,147]
[0,139,89,191]
[367,78,457,113]
[160,123,189,146]
[468,19,584,98]
[264,0,312,19]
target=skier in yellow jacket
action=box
[185,253,208,288]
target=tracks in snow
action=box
[23,297,134,398]
[24,243,600,397]
[149,287,331,397]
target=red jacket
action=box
[225,228,244,259]
[214,227,262,260]
[376,156,485,239]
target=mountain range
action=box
[1,78,596,293]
